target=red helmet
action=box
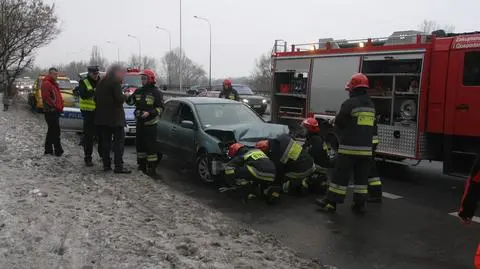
[302,117,320,133]
[255,140,270,152]
[223,79,232,87]
[141,69,156,83]
[345,73,369,91]
[228,143,244,158]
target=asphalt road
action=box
[120,144,480,269]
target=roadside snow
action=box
[0,102,329,269]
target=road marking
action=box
[448,212,480,223]
[382,192,403,200]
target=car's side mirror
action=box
[180,120,195,129]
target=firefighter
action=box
[218,79,239,101]
[78,66,101,166]
[316,73,376,214]
[367,126,383,203]
[126,69,164,176]
[224,143,280,203]
[301,117,334,194]
[256,134,316,195]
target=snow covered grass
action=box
[0,102,327,268]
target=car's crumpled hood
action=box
[204,123,289,146]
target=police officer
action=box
[302,117,334,194]
[256,133,315,195]
[367,126,382,203]
[78,66,101,166]
[126,69,163,176]
[218,79,239,101]
[316,73,376,214]
[224,143,280,203]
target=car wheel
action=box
[196,153,214,184]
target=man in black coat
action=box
[94,65,130,173]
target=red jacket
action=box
[41,76,64,112]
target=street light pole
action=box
[128,34,142,69]
[193,15,212,90]
[179,0,183,91]
[106,41,120,63]
[155,26,172,87]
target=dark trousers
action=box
[98,126,125,169]
[136,122,157,165]
[326,154,370,204]
[82,111,101,161]
[44,111,63,154]
[367,154,382,198]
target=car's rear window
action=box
[123,74,142,88]
[57,79,72,89]
[195,103,263,128]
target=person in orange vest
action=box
[458,155,480,268]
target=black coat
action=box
[94,77,125,127]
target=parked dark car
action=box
[157,97,288,183]
[187,84,268,115]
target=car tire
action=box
[196,153,214,184]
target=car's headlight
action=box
[262,99,267,104]
[242,99,249,103]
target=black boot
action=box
[147,162,157,176]
[315,198,337,213]
[137,161,147,174]
[114,167,131,174]
[85,158,93,167]
[351,203,366,214]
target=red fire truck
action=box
[271,30,480,176]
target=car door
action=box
[172,103,197,163]
[157,100,180,156]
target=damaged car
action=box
[156,97,288,183]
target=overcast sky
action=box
[36,0,480,78]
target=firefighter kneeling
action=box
[301,118,335,194]
[224,143,281,203]
[256,134,316,195]
[126,70,164,176]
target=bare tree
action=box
[128,55,157,70]
[89,46,108,68]
[162,48,207,87]
[0,0,59,95]
[248,53,272,93]
[418,20,455,34]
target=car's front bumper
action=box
[125,122,136,139]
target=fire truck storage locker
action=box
[361,53,426,159]
[309,56,361,115]
[272,58,311,132]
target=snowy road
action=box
[0,101,327,269]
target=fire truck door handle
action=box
[455,104,469,110]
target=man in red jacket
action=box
[41,67,64,156]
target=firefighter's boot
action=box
[147,162,157,177]
[351,203,367,214]
[264,186,281,205]
[315,198,336,213]
[137,160,147,174]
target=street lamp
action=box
[127,34,142,69]
[193,15,212,90]
[106,41,120,63]
[155,26,172,87]
[179,0,183,91]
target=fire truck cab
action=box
[271,31,480,176]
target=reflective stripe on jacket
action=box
[79,79,96,111]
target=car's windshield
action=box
[195,103,263,128]
[123,74,142,88]
[233,85,254,95]
[56,79,72,89]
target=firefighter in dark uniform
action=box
[126,69,164,176]
[78,66,101,166]
[367,126,383,203]
[224,143,280,203]
[218,79,239,101]
[256,133,316,195]
[301,117,335,194]
[316,73,376,214]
